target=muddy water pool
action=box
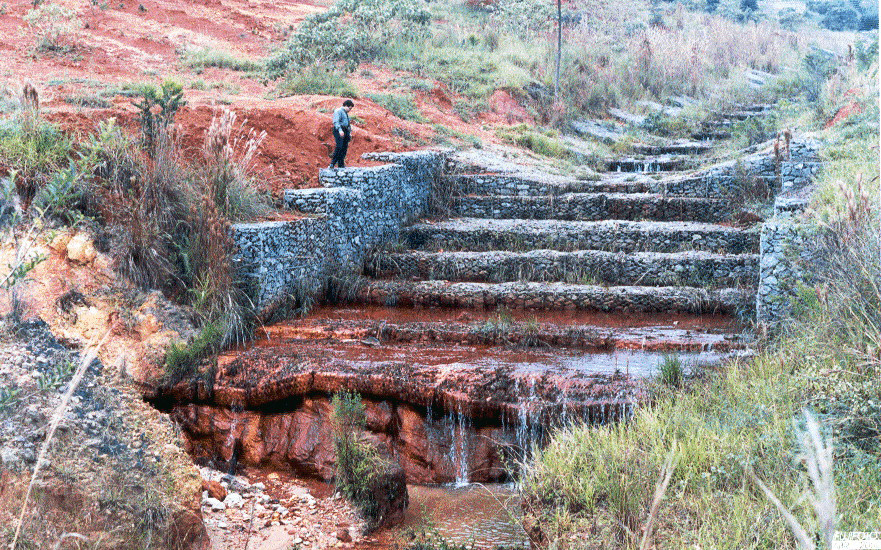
[371,484,530,550]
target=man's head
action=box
[343,99,354,112]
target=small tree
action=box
[132,81,186,156]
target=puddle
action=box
[271,305,742,331]
[374,484,530,550]
[242,338,732,378]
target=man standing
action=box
[329,99,354,169]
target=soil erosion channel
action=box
[150,113,768,546]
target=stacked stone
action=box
[369,249,758,287]
[233,150,447,317]
[454,193,730,222]
[406,219,759,254]
[361,280,752,314]
[756,197,816,325]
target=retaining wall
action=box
[232,150,446,317]
[756,196,815,326]
[755,139,825,326]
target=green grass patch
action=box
[62,94,113,109]
[163,321,224,383]
[366,93,427,122]
[281,66,358,97]
[496,124,570,159]
[184,48,262,72]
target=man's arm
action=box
[332,108,344,136]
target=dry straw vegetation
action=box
[269,0,806,121]
[0,82,270,380]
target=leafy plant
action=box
[184,48,262,72]
[657,354,684,388]
[268,0,430,74]
[0,385,22,414]
[164,320,224,383]
[331,391,398,530]
[35,360,76,392]
[131,80,186,155]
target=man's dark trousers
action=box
[330,128,350,168]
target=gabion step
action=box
[691,131,732,141]
[604,155,696,173]
[630,142,714,156]
[452,193,730,223]
[261,315,749,352]
[452,174,649,196]
[356,279,754,315]
[366,249,759,287]
[405,219,759,254]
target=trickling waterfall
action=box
[442,406,472,486]
[222,402,244,473]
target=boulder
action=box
[363,455,408,531]
[66,233,97,264]
[202,479,227,501]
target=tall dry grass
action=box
[200,109,268,222]
[559,3,803,111]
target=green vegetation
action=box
[331,391,400,530]
[281,66,359,97]
[183,48,263,72]
[519,50,881,549]
[268,0,806,122]
[496,124,570,158]
[23,2,82,52]
[657,354,684,389]
[131,80,186,154]
[367,93,427,122]
[267,0,430,74]
[164,321,224,383]
[1,82,268,381]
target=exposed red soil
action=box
[2,0,516,199]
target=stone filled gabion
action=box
[232,151,446,316]
[230,138,821,321]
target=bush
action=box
[23,3,82,52]
[281,66,358,97]
[496,125,570,158]
[199,109,270,222]
[331,391,398,530]
[821,4,860,30]
[268,0,430,74]
[131,80,187,155]
[163,320,224,383]
[366,93,427,122]
[0,117,72,208]
[184,48,262,72]
[657,354,684,388]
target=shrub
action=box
[331,391,396,529]
[820,3,860,30]
[164,320,224,383]
[281,66,358,97]
[267,0,430,74]
[496,125,570,158]
[366,93,427,122]
[23,3,82,52]
[131,80,187,155]
[657,354,684,388]
[184,48,262,72]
